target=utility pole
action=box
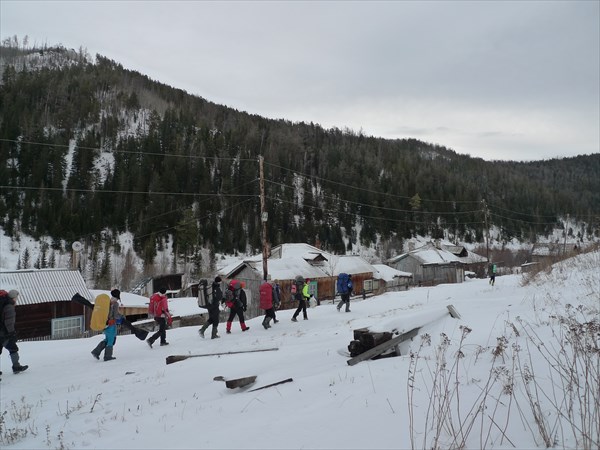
[481,199,490,263]
[259,156,268,280]
[563,213,569,255]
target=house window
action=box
[52,316,84,339]
[363,279,379,292]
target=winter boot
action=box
[241,323,250,332]
[91,340,107,360]
[199,322,209,338]
[10,352,28,374]
[262,317,271,329]
[291,316,298,322]
[146,338,154,348]
[211,327,220,339]
[103,346,116,361]
[226,321,232,334]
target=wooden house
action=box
[531,242,579,263]
[443,244,488,277]
[131,273,185,298]
[387,241,464,286]
[0,269,93,339]
[372,264,413,291]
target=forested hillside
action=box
[1,43,598,284]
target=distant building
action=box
[387,241,464,286]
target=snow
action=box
[1,249,598,449]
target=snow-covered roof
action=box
[270,243,329,261]
[0,269,92,306]
[388,242,462,266]
[91,289,200,318]
[372,264,412,282]
[457,251,488,264]
[219,244,377,280]
[247,258,328,281]
[328,255,377,275]
[90,289,148,308]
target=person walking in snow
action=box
[259,279,276,329]
[147,287,172,347]
[91,289,123,361]
[336,274,353,312]
[291,277,309,321]
[489,263,497,286]
[225,280,249,333]
[199,276,222,339]
[0,289,29,375]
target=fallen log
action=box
[213,375,258,389]
[248,378,293,392]
[166,347,278,365]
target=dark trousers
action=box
[337,293,351,311]
[149,317,167,344]
[293,299,308,319]
[0,334,19,355]
[200,312,219,333]
[227,306,246,326]
[264,308,276,321]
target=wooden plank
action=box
[166,347,278,365]
[447,304,461,319]
[347,327,420,366]
[225,376,257,389]
[248,378,293,392]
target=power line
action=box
[264,178,483,216]
[266,196,486,227]
[0,185,257,198]
[0,138,258,163]
[264,160,482,205]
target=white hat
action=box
[8,289,19,299]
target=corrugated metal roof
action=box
[0,269,92,306]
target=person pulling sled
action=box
[91,289,123,361]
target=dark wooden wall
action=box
[15,301,88,339]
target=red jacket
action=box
[151,293,170,318]
[259,282,273,310]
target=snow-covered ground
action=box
[1,250,598,449]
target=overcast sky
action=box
[2,1,599,161]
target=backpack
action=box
[337,273,350,294]
[197,279,211,309]
[224,287,234,308]
[259,281,273,310]
[148,293,162,318]
[0,291,10,331]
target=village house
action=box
[0,269,93,339]
[386,241,464,286]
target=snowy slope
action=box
[0,250,598,449]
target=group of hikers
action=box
[199,273,354,337]
[1,273,354,371]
